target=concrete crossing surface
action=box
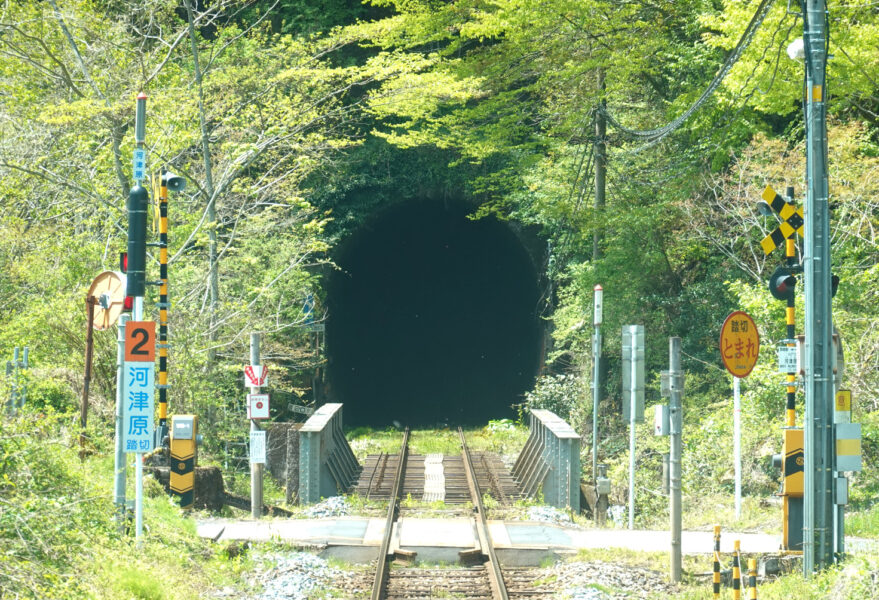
[196,516,819,565]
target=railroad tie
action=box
[422,453,445,502]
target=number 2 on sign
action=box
[125,321,156,362]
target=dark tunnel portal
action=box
[326,200,542,427]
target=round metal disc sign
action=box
[720,311,760,378]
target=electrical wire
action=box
[601,0,776,143]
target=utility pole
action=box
[593,68,606,262]
[669,337,683,583]
[802,0,834,574]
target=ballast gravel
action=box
[303,495,350,518]
[527,504,575,525]
[241,552,676,599]
[552,560,678,599]
[246,551,366,600]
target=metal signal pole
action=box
[128,92,148,544]
[802,0,835,573]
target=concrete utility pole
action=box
[669,337,683,583]
[801,0,834,574]
[593,68,606,262]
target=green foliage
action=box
[522,373,590,433]
[116,569,166,600]
[0,409,249,599]
[1,0,878,578]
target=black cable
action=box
[602,0,775,142]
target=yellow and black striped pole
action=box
[784,236,797,429]
[713,525,721,600]
[747,558,757,600]
[157,175,169,428]
[732,540,742,600]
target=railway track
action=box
[370,429,553,600]
[355,449,520,504]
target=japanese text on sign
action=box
[132,148,147,181]
[250,430,266,464]
[720,311,760,378]
[123,362,154,453]
[777,346,798,373]
[123,321,155,453]
[247,393,270,420]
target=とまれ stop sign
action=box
[720,311,760,378]
[247,394,270,419]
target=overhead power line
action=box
[602,0,775,143]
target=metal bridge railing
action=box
[512,409,580,511]
[298,403,360,504]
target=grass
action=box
[0,410,254,600]
[846,504,879,539]
[632,492,782,534]
[674,553,879,599]
[346,421,530,463]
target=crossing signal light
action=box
[769,266,797,301]
[125,185,149,298]
[832,274,839,297]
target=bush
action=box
[521,373,590,432]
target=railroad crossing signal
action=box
[760,185,804,255]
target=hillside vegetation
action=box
[1,0,878,598]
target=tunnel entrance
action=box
[325,199,543,427]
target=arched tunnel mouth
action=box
[325,199,543,427]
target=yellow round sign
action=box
[720,311,760,378]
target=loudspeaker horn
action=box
[162,171,187,192]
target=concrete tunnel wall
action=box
[325,198,544,427]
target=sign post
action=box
[668,337,683,582]
[248,333,264,519]
[592,285,603,484]
[720,311,760,520]
[123,321,155,543]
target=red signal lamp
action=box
[769,266,797,301]
[119,252,132,310]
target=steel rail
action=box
[364,451,385,500]
[458,428,509,600]
[371,428,409,600]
